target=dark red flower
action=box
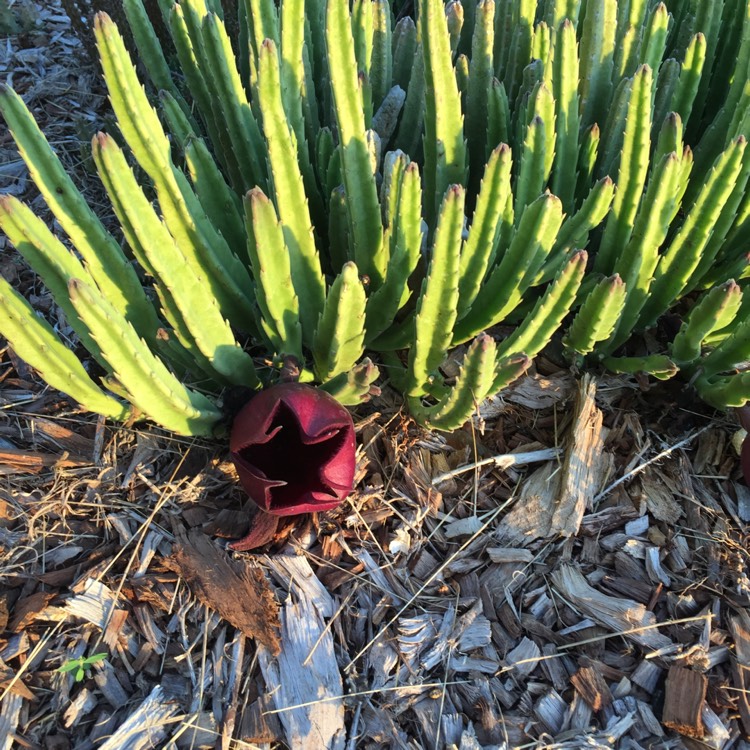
[229,383,356,550]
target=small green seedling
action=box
[57,652,108,682]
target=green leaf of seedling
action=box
[58,653,108,682]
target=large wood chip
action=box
[639,471,684,524]
[551,565,673,651]
[495,461,561,545]
[257,592,346,750]
[728,608,750,734]
[662,665,706,738]
[0,448,89,474]
[30,417,95,456]
[97,685,179,750]
[505,372,575,409]
[496,377,605,545]
[0,667,34,701]
[103,608,129,651]
[166,529,280,655]
[0,593,8,632]
[0,693,22,750]
[9,591,55,632]
[240,693,283,744]
[551,375,604,537]
[570,666,613,711]
[506,636,541,678]
[64,579,125,633]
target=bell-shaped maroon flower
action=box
[230,382,356,524]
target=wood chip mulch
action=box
[2,358,749,750]
[1,4,749,750]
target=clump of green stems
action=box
[1,0,749,436]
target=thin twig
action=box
[593,425,711,502]
[262,680,472,714]
[431,447,561,485]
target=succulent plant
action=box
[1,0,750,443]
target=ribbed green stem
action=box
[0,278,129,420]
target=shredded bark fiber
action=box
[165,528,281,655]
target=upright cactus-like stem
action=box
[0,196,106,366]
[95,13,257,330]
[638,136,747,328]
[256,38,326,347]
[595,64,653,275]
[68,279,223,436]
[420,0,467,228]
[313,262,368,382]
[496,250,587,361]
[409,333,499,431]
[0,86,164,345]
[579,0,617,130]
[454,192,563,343]
[564,274,627,360]
[244,188,303,363]
[465,0,494,195]
[551,18,581,213]
[93,133,258,386]
[365,160,423,344]
[407,185,465,397]
[672,281,743,367]
[456,144,513,318]
[327,0,386,286]
[6,0,750,431]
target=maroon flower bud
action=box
[228,383,356,550]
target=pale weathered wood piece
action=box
[551,565,674,651]
[551,374,605,536]
[0,693,22,750]
[257,556,346,750]
[729,608,750,735]
[97,686,179,750]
